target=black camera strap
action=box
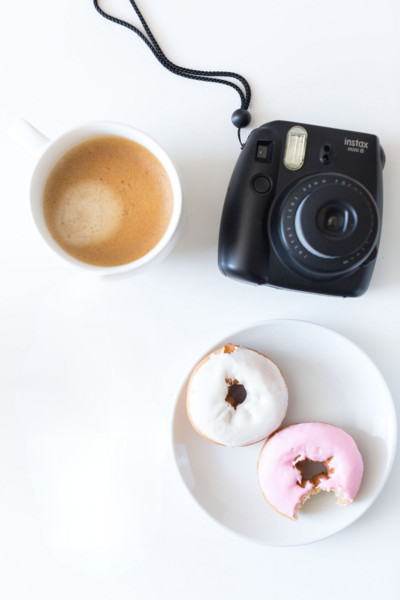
[93,0,252,147]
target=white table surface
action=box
[1,0,399,597]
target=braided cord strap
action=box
[93,0,252,114]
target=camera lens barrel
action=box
[295,185,373,258]
[271,173,379,279]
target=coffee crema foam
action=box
[43,136,173,266]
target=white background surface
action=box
[0,0,399,598]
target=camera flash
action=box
[284,126,308,170]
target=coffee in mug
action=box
[42,136,173,267]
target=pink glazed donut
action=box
[257,422,363,520]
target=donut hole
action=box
[223,344,236,354]
[225,380,247,409]
[296,459,328,487]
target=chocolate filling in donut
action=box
[225,379,247,409]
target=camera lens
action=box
[317,205,350,236]
[326,212,341,230]
[295,188,369,259]
[295,179,373,258]
[273,174,379,279]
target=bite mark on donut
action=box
[225,378,247,409]
[291,456,347,518]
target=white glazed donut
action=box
[186,344,288,447]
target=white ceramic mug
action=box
[8,119,183,275]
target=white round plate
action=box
[171,320,397,546]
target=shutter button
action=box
[253,176,271,194]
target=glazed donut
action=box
[187,344,288,447]
[257,422,364,520]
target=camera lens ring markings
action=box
[272,174,379,277]
[295,185,373,258]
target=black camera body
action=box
[218,120,385,297]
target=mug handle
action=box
[8,118,50,158]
